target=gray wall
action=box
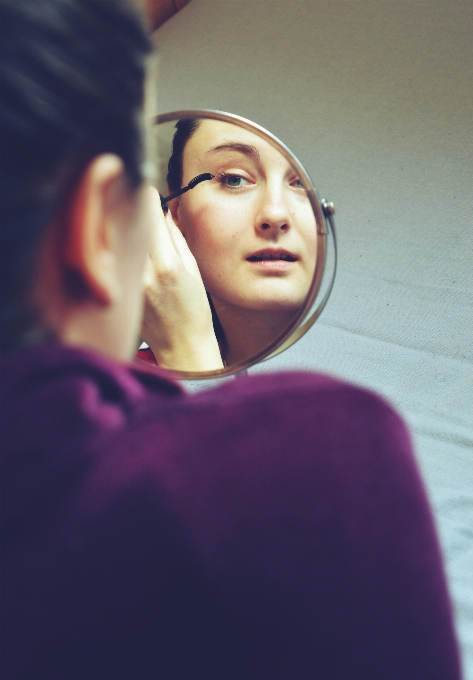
[154,1,473,674]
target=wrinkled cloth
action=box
[0,343,461,679]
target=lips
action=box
[246,249,298,262]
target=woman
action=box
[0,1,461,678]
[140,118,318,368]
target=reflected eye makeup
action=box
[160,173,214,212]
[215,172,251,188]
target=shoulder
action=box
[188,370,396,419]
[171,370,411,462]
[99,369,417,523]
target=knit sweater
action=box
[0,343,461,679]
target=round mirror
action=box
[138,110,336,379]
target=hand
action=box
[141,187,223,372]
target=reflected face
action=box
[170,120,317,313]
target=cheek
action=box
[294,205,318,251]
[182,198,247,263]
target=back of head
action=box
[0,0,151,351]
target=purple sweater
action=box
[0,344,461,679]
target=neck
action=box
[30,226,133,363]
[211,297,297,366]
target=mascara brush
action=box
[160,173,214,212]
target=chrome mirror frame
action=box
[152,110,337,379]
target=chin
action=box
[244,285,309,313]
[209,282,309,315]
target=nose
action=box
[254,184,291,238]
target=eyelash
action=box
[215,172,249,188]
[215,172,305,191]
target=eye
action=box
[290,177,305,190]
[217,172,250,188]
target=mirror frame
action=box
[151,109,337,379]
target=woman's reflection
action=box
[140,119,317,369]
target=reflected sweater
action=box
[0,343,461,680]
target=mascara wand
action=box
[160,173,214,212]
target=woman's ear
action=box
[64,154,127,306]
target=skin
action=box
[32,153,222,371]
[33,122,315,372]
[27,7,223,373]
[141,188,224,371]
[32,155,155,362]
[169,119,317,365]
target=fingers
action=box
[146,186,176,265]
[164,212,201,273]
[143,186,202,283]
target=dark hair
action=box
[0,0,151,351]
[166,118,200,193]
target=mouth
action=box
[246,250,298,262]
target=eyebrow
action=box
[205,142,260,160]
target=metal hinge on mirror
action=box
[321,200,335,218]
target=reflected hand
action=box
[141,187,223,372]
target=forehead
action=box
[184,119,290,170]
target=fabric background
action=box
[153,1,473,675]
